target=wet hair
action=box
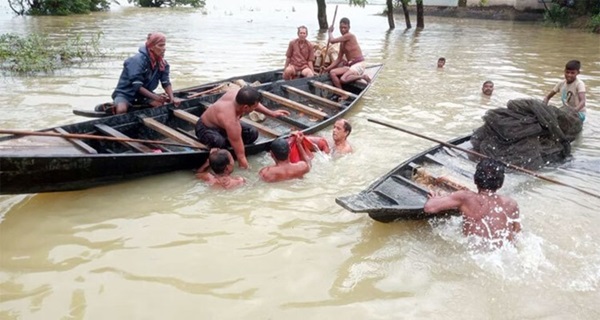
[565,60,581,71]
[341,119,352,136]
[340,17,350,26]
[297,25,308,34]
[474,159,505,191]
[235,86,262,106]
[270,138,289,161]
[438,57,446,63]
[483,80,494,86]
[209,150,230,174]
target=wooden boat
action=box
[0,64,383,195]
[73,69,289,118]
[335,135,477,223]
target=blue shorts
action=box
[578,112,586,122]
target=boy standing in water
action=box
[543,60,587,122]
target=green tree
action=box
[8,0,112,16]
[127,0,205,7]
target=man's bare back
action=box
[424,159,521,248]
[259,135,311,183]
[196,87,290,169]
[259,162,310,183]
[430,190,520,245]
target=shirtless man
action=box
[283,25,315,80]
[302,119,353,157]
[322,17,370,89]
[259,135,311,183]
[195,86,290,169]
[424,159,521,248]
[196,149,245,189]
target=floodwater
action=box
[1,0,599,319]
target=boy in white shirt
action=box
[544,60,587,122]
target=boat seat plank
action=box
[94,124,154,153]
[172,109,200,124]
[240,118,281,137]
[173,109,281,138]
[281,85,344,109]
[259,90,328,120]
[140,116,207,149]
[308,80,359,100]
[53,128,98,154]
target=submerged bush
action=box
[127,0,206,7]
[0,32,105,74]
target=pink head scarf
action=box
[146,32,166,71]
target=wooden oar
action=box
[0,129,207,150]
[321,5,338,73]
[368,118,600,200]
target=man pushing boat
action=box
[424,159,521,249]
[195,86,290,169]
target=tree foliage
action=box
[8,0,112,16]
[127,0,205,7]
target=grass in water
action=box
[0,32,105,74]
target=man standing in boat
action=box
[195,86,290,169]
[259,135,311,183]
[110,32,181,114]
[322,18,370,89]
[283,26,316,80]
[424,159,521,248]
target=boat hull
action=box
[1,65,384,194]
[336,135,471,222]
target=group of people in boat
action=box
[109,18,369,116]
[107,17,587,250]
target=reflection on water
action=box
[1,0,600,318]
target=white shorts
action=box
[349,61,366,76]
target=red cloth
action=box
[288,136,315,163]
[146,32,166,72]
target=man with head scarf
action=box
[110,32,180,114]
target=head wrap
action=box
[146,32,166,71]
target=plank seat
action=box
[54,128,97,154]
[94,124,154,153]
[308,80,358,100]
[281,85,343,109]
[259,90,328,120]
[172,109,281,138]
[140,116,207,149]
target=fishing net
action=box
[470,98,582,169]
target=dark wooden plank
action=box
[172,109,281,138]
[53,128,98,154]
[259,90,328,120]
[308,80,359,99]
[140,117,207,149]
[281,85,343,109]
[94,124,153,153]
[240,118,281,137]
